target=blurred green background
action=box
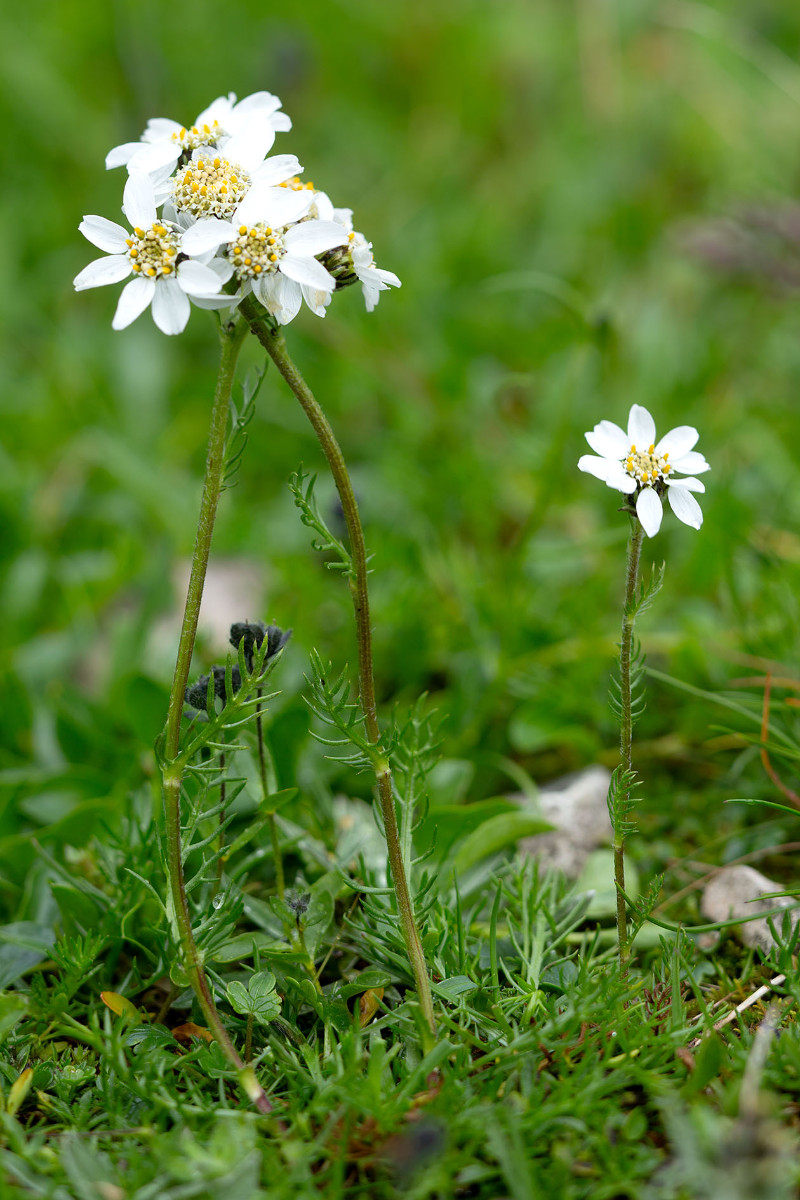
[2,0,800,900]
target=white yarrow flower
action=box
[161,135,302,220]
[105,91,292,176]
[578,404,709,537]
[180,185,344,324]
[74,173,233,335]
[319,207,400,311]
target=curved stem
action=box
[614,516,644,969]
[242,302,436,1045]
[160,316,272,1114]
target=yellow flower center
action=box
[228,223,286,279]
[171,155,251,219]
[624,443,671,486]
[125,223,180,278]
[279,176,315,192]
[170,120,224,153]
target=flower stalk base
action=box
[241,299,436,1046]
[614,517,644,969]
[159,316,272,1115]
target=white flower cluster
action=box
[74,92,401,335]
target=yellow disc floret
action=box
[171,155,251,219]
[227,222,287,280]
[279,176,315,192]
[169,119,224,154]
[623,442,671,488]
[126,222,181,279]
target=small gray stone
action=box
[517,765,613,878]
[701,865,798,953]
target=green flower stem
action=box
[615,515,644,968]
[255,690,285,899]
[160,315,272,1115]
[242,301,436,1046]
[213,748,226,900]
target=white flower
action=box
[277,188,401,311]
[74,173,234,335]
[322,208,400,311]
[159,137,302,221]
[180,185,344,324]
[105,91,291,176]
[578,403,709,537]
[348,232,401,311]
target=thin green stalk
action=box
[160,316,272,1115]
[255,690,285,899]
[242,301,436,1047]
[614,516,644,969]
[213,749,226,900]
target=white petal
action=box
[176,259,228,296]
[670,450,710,475]
[635,487,663,537]
[142,117,182,142]
[181,218,236,254]
[578,454,616,482]
[655,425,699,459]
[285,220,349,256]
[236,183,310,228]
[105,142,144,170]
[376,267,401,288]
[271,113,292,132]
[194,96,233,127]
[362,281,381,312]
[79,215,129,253]
[667,485,703,530]
[628,405,656,450]
[128,141,180,175]
[585,420,629,458]
[280,254,336,290]
[233,91,282,118]
[251,154,302,186]
[665,475,704,494]
[256,273,302,324]
[73,254,132,291]
[112,276,156,329]
[604,466,638,493]
[223,117,277,173]
[191,292,242,310]
[151,276,190,335]
[205,257,234,284]
[301,283,332,317]
[123,172,156,230]
[314,192,335,222]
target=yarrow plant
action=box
[74,89,429,1111]
[579,404,710,965]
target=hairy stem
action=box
[160,316,272,1114]
[256,689,285,899]
[242,302,436,1045]
[615,516,644,969]
[213,749,226,901]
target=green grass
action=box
[3,0,800,1194]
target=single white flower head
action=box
[317,226,401,312]
[180,184,344,324]
[578,403,710,537]
[73,172,234,335]
[164,141,302,221]
[105,91,291,176]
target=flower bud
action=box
[229,622,292,671]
